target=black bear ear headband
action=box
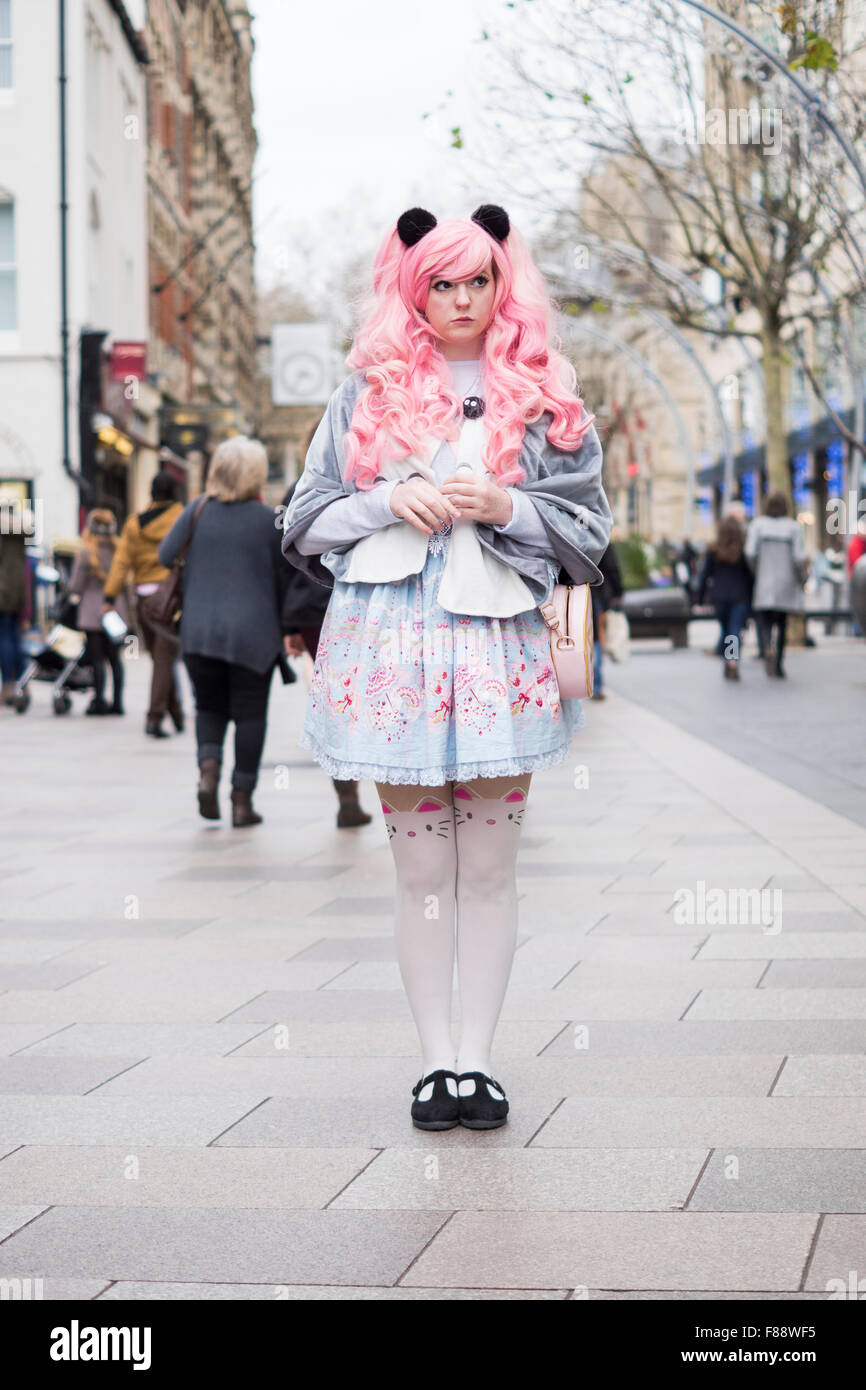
[396,203,510,247]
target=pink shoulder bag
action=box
[539,583,594,699]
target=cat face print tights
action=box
[376,774,531,1080]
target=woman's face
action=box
[423,258,496,358]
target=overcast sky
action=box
[248,0,526,298]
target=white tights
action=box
[376,774,530,1086]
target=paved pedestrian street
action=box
[1,646,865,1300]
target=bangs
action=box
[415,221,496,288]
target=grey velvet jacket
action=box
[281,369,612,607]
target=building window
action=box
[0,200,16,330]
[0,0,12,89]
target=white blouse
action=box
[295,359,551,557]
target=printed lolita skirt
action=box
[299,530,584,786]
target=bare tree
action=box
[463,0,866,503]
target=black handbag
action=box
[139,496,207,636]
[276,651,298,685]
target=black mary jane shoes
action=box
[457,1071,509,1130]
[410,1069,460,1131]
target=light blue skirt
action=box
[299,533,584,785]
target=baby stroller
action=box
[11,590,95,715]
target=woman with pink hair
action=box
[283,204,611,1130]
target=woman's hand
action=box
[440,471,513,527]
[390,477,462,536]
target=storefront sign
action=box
[110,341,147,382]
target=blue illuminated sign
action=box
[825,438,844,497]
[792,451,811,506]
[740,471,756,514]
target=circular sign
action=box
[278,351,328,401]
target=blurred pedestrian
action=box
[282,458,373,828]
[68,508,128,715]
[160,436,293,827]
[851,553,866,635]
[847,517,866,638]
[674,538,698,598]
[846,516,866,577]
[103,471,184,737]
[589,541,623,700]
[0,502,27,704]
[727,500,768,659]
[745,491,806,679]
[696,514,753,681]
[811,537,845,636]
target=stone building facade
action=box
[145,0,257,497]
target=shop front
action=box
[159,403,251,497]
[78,333,159,529]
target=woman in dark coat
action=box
[696,514,753,681]
[159,436,293,827]
[281,421,372,828]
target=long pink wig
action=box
[343,214,594,490]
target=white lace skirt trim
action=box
[298,719,583,786]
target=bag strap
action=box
[538,596,560,633]
[540,585,586,650]
[173,496,208,568]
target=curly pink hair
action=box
[343,214,594,490]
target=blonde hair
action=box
[205,435,268,502]
[83,508,118,581]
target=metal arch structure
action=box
[559,235,766,403]
[678,1,866,298]
[543,262,737,502]
[678,0,866,202]
[561,317,701,538]
[640,304,736,501]
[814,276,866,504]
[557,0,866,502]
[560,238,866,504]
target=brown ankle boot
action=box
[231,788,263,827]
[332,778,373,828]
[197,759,221,820]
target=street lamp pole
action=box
[678,0,866,200]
